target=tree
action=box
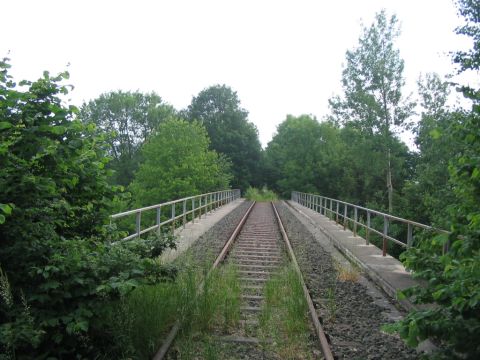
[79,91,175,186]
[402,73,464,226]
[186,85,262,191]
[130,118,232,206]
[0,60,172,357]
[391,1,480,358]
[264,115,345,198]
[329,10,414,213]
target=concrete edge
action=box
[159,199,245,263]
[283,200,416,312]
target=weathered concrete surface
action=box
[286,200,419,312]
[160,199,245,263]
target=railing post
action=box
[171,203,175,234]
[329,199,333,220]
[344,204,348,230]
[192,198,195,223]
[383,216,388,256]
[336,201,339,224]
[366,211,370,245]
[407,223,413,247]
[136,211,141,238]
[156,206,161,235]
[183,200,187,228]
[354,207,358,237]
[199,196,202,219]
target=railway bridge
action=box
[111,189,436,359]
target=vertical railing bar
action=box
[183,200,186,228]
[136,211,141,239]
[171,203,175,235]
[156,206,161,235]
[383,216,388,257]
[354,207,358,237]
[407,223,413,247]
[336,201,339,224]
[366,211,370,245]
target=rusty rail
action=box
[272,202,334,360]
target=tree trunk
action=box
[387,148,393,213]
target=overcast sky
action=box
[1,0,471,147]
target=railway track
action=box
[155,201,334,359]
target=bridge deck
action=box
[287,200,419,311]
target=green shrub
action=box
[0,59,175,358]
[245,186,278,201]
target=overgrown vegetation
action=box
[0,60,180,357]
[244,186,278,201]
[1,0,479,357]
[168,263,241,359]
[386,1,480,358]
[259,265,314,359]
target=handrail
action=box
[112,189,241,241]
[291,191,449,256]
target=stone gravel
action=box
[275,201,417,360]
[173,201,253,269]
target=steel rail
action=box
[152,201,256,360]
[271,202,335,360]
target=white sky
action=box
[1,0,471,147]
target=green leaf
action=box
[429,128,442,139]
[49,126,67,135]
[0,121,12,130]
[0,203,13,215]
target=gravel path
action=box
[275,201,417,360]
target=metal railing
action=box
[292,191,448,256]
[112,189,241,241]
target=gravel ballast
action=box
[275,201,417,360]
[173,201,253,269]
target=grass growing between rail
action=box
[259,264,316,359]
[245,186,278,201]
[105,262,241,359]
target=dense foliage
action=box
[130,118,232,206]
[0,61,174,358]
[264,114,410,210]
[185,85,263,191]
[387,1,480,358]
[79,91,175,186]
[1,0,479,357]
[329,10,414,213]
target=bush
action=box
[245,186,278,201]
[0,59,175,358]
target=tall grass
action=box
[106,262,241,359]
[260,265,314,359]
[245,186,278,201]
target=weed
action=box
[334,261,360,282]
[245,186,278,201]
[260,265,314,359]
[326,286,337,323]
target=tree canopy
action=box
[130,118,232,207]
[390,1,480,357]
[185,85,262,191]
[80,90,175,186]
[329,10,414,212]
[0,60,174,357]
